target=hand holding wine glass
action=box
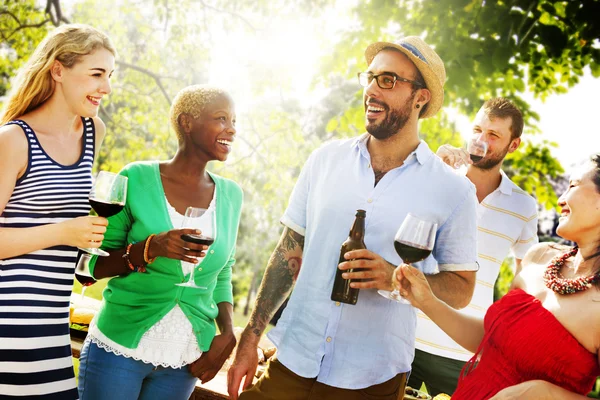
[58,216,108,249]
[438,137,488,169]
[378,213,437,305]
[79,171,128,256]
[392,263,436,310]
[177,207,216,289]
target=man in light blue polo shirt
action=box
[228,36,479,400]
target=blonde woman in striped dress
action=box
[0,24,115,399]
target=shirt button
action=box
[197,268,203,272]
[335,302,341,307]
[210,250,214,254]
[367,163,371,168]
[326,337,332,343]
[367,198,373,203]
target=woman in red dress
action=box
[395,154,600,399]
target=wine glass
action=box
[378,213,437,305]
[177,206,216,289]
[80,171,128,256]
[467,136,488,163]
[75,252,96,302]
[453,137,488,168]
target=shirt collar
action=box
[353,134,433,166]
[498,170,514,195]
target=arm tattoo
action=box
[281,228,305,250]
[248,228,304,338]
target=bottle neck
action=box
[349,217,365,240]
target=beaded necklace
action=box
[544,246,600,295]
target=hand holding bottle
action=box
[338,249,395,291]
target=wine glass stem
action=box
[80,286,87,303]
[187,266,196,286]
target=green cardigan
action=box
[89,161,243,351]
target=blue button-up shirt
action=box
[268,134,478,389]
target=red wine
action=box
[89,199,124,218]
[75,272,96,287]
[394,241,432,263]
[470,154,483,163]
[181,234,215,246]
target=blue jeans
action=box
[78,340,198,400]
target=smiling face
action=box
[556,161,600,244]
[184,93,236,162]
[52,47,115,118]
[362,50,428,140]
[470,108,520,170]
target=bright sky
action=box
[524,70,600,169]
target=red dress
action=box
[452,289,600,399]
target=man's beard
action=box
[474,143,510,170]
[366,93,415,140]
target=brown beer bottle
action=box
[331,209,366,305]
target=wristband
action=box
[122,243,146,273]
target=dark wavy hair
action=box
[589,154,600,281]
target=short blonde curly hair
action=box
[169,84,229,141]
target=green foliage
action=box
[494,257,515,301]
[504,140,564,209]
[0,0,51,97]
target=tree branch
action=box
[115,61,172,104]
[197,0,256,31]
[0,11,51,41]
[45,0,70,26]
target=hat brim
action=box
[365,41,443,119]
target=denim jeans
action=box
[78,340,198,400]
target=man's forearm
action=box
[244,227,304,343]
[426,270,475,309]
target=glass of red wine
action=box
[79,171,128,256]
[177,206,216,289]
[453,137,488,169]
[467,137,488,163]
[378,213,437,305]
[75,252,96,302]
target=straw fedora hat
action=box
[364,37,446,119]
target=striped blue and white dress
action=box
[0,119,95,399]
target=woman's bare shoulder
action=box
[0,124,28,156]
[522,242,569,267]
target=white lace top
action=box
[87,195,217,368]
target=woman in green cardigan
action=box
[77,85,243,400]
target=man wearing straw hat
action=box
[228,36,479,400]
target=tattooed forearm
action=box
[281,228,305,251]
[246,227,304,339]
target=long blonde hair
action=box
[0,24,116,125]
